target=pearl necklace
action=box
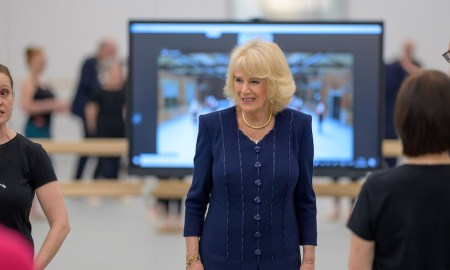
[241,108,273,130]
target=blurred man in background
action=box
[71,38,118,180]
[384,40,421,168]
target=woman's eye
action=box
[251,80,260,84]
[235,78,242,83]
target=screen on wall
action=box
[128,21,384,178]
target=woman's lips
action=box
[242,97,256,103]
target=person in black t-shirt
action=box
[0,64,70,270]
[347,70,450,270]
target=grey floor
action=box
[31,146,354,270]
[32,189,353,270]
[8,93,353,270]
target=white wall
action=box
[4,0,449,90]
[233,0,450,71]
[3,0,229,88]
[3,0,228,132]
[347,0,450,71]
[0,0,9,64]
[3,0,449,132]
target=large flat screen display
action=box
[128,21,383,178]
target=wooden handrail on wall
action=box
[382,139,403,157]
[59,180,144,197]
[33,138,128,156]
[33,138,404,158]
[59,180,363,198]
[34,139,402,198]
[149,181,363,199]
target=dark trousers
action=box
[74,116,93,180]
[94,157,120,179]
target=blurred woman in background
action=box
[85,58,126,179]
[21,46,68,138]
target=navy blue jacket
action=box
[184,106,317,270]
[71,57,99,118]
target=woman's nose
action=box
[242,82,251,92]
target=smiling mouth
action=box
[242,97,256,102]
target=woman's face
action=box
[29,51,47,74]
[0,73,13,126]
[234,69,269,115]
[107,63,124,88]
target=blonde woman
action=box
[184,40,317,270]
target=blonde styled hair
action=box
[224,40,295,113]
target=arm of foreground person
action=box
[34,181,70,270]
[348,233,375,270]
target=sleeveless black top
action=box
[27,85,55,128]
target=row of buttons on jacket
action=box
[254,144,262,256]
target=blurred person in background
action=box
[384,40,421,168]
[21,46,69,139]
[21,46,69,220]
[71,37,118,180]
[348,70,450,269]
[0,64,70,270]
[85,58,126,179]
[328,41,422,223]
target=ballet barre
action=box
[33,138,402,198]
[33,138,404,158]
[59,180,144,197]
[58,179,362,198]
[32,138,127,156]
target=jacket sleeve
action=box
[294,114,317,246]
[71,58,98,117]
[184,115,214,237]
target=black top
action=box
[90,87,125,138]
[348,164,450,270]
[27,85,55,128]
[0,134,57,245]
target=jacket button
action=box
[254,161,261,168]
[254,249,261,256]
[254,196,261,204]
[254,146,261,153]
[254,231,261,238]
[254,214,261,221]
[254,179,262,186]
